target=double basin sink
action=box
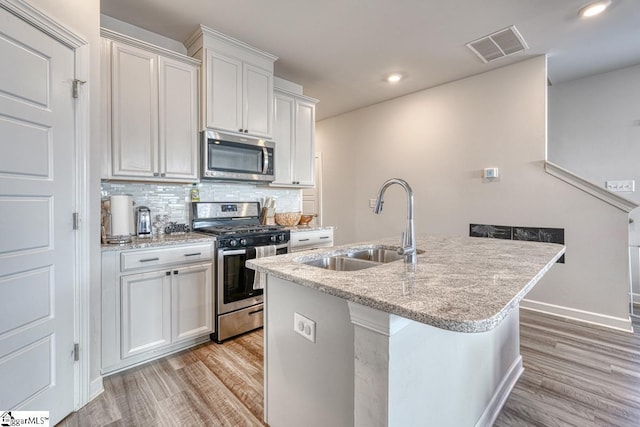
[301,247,423,271]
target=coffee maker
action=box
[135,206,152,238]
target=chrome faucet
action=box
[373,178,416,264]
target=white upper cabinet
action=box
[186,25,277,139]
[101,29,200,182]
[272,82,318,187]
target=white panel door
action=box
[294,100,315,186]
[158,56,198,180]
[273,93,294,185]
[121,270,171,359]
[243,63,273,138]
[207,51,242,132]
[171,263,213,343]
[111,42,158,177]
[0,7,76,424]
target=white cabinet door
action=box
[273,93,294,184]
[171,263,213,343]
[121,270,171,358]
[207,51,243,133]
[271,89,317,187]
[111,42,159,177]
[293,99,315,186]
[159,56,199,180]
[244,62,273,138]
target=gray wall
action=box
[548,63,640,204]
[317,56,631,330]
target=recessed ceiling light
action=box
[578,0,612,18]
[386,73,403,83]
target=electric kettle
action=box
[135,206,152,237]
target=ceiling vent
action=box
[466,26,528,63]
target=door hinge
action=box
[72,212,79,230]
[72,79,86,99]
[73,343,80,362]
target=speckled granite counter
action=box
[101,232,215,252]
[287,225,334,233]
[247,234,564,333]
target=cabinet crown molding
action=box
[184,24,278,62]
[101,27,200,66]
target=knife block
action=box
[260,207,275,225]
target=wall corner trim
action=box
[544,161,639,213]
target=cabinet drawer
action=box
[290,229,334,252]
[121,243,213,272]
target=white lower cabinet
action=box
[121,270,171,358]
[290,228,334,252]
[171,263,213,343]
[102,242,214,375]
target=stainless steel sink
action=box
[303,256,381,271]
[347,248,405,263]
[300,247,423,271]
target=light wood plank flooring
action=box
[495,310,640,427]
[59,310,640,426]
[58,331,266,426]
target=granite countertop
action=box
[101,232,215,252]
[287,225,334,233]
[246,234,565,333]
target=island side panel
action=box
[390,309,521,427]
[265,276,355,427]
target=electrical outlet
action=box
[369,198,377,208]
[293,312,316,343]
[606,180,635,192]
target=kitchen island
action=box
[247,235,565,427]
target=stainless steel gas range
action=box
[191,201,290,342]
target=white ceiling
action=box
[100,0,640,120]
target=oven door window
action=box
[208,140,264,174]
[222,251,263,304]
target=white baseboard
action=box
[475,356,523,427]
[521,299,633,332]
[89,377,104,401]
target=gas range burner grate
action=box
[196,224,284,236]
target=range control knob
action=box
[278,234,286,242]
[229,239,238,247]
[270,235,277,242]
[239,238,247,246]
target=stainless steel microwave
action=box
[201,130,275,182]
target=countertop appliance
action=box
[103,194,134,244]
[191,201,289,342]
[135,206,152,237]
[201,130,275,182]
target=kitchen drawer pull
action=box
[139,257,160,263]
[184,252,202,257]
[248,308,264,316]
[319,236,331,239]
[298,238,310,242]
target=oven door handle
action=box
[219,249,247,257]
[262,147,269,174]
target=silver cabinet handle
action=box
[319,236,331,239]
[139,257,160,263]
[248,308,263,316]
[184,252,202,257]
[298,238,310,242]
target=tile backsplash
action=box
[101,181,301,224]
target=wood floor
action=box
[57,332,266,427]
[59,310,640,426]
[495,310,640,427]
